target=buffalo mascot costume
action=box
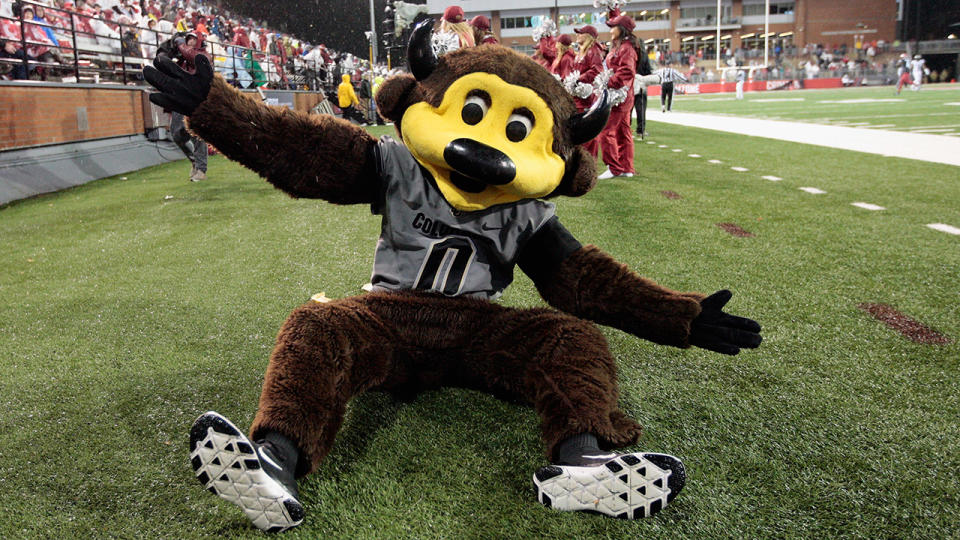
[145,20,761,533]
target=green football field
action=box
[669,83,960,132]
[1,119,958,538]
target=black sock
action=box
[259,431,301,479]
[555,432,601,465]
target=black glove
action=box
[690,290,762,355]
[144,53,213,116]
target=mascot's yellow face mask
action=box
[401,73,566,212]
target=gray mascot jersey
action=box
[370,136,556,300]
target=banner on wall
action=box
[647,78,841,96]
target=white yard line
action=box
[688,154,701,158]
[731,166,749,172]
[927,223,960,235]
[799,187,826,194]
[648,110,960,167]
[851,202,886,211]
[762,175,782,181]
[672,148,683,152]
[708,159,723,164]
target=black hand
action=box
[144,53,213,116]
[690,290,762,355]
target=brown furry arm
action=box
[186,75,379,203]
[528,244,706,348]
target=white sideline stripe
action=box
[647,111,960,167]
[688,154,701,158]
[708,159,723,164]
[867,124,896,129]
[799,187,826,194]
[927,223,960,235]
[731,166,749,172]
[752,98,805,102]
[658,145,668,148]
[852,202,885,211]
[762,175,782,181]
[647,141,656,144]
[946,103,960,106]
[818,98,906,104]
[672,148,683,152]
[846,122,871,126]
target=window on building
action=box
[557,12,606,26]
[743,2,795,16]
[624,9,670,22]
[511,45,535,56]
[501,16,535,30]
[679,5,732,22]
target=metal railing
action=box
[0,0,305,88]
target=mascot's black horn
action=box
[409,18,437,81]
[568,90,611,146]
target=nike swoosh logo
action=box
[258,447,283,471]
[581,453,617,460]
[481,224,502,231]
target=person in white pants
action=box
[735,69,745,100]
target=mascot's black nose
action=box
[443,139,516,186]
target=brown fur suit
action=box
[184,46,709,477]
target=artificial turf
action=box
[667,83,960,131]
[1,120,958,538]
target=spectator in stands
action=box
[141,17,158,58]
[32,6,60,47]
[550,34,574,78]
[1,38,30,80]
[469,15,497,45]
[18,5,61,73]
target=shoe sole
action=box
[189,412,305,532]
[533,453,685,519]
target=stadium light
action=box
[644,38,656,43]
[682,36,695,41]
[741,32,755,38]
[721,34,731,39]
[660,8,669,14]
[949,34,958,39]
[640,10,647,16]
[779,31,793,37]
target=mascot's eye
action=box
[505,113,533,142]
[462,95,489,125]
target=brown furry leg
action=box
[249,296,398,477]
[458,308,643,461]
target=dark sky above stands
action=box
[223,0,413,58]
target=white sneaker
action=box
[534,452,685,519]
[598,169,615,180]
[617,172,634,178]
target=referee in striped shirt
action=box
[657,65,688,112]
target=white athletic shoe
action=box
[597,169,615,180]
[533,452,685,519]
[189,412,305,532]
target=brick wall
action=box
[0,84,334,152]
[800,0,897,48]
[0,85,146,151]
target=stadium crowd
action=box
[0,0,392,93]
